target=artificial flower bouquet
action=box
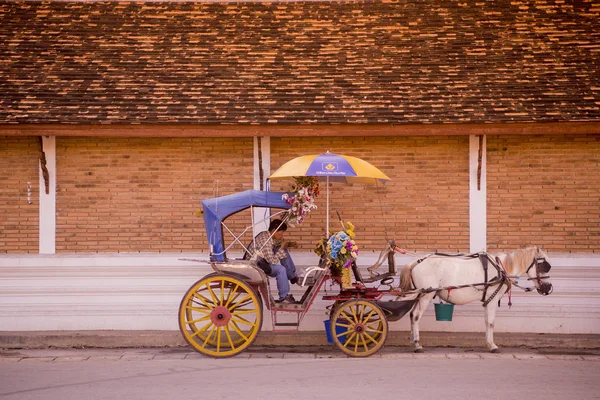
[282,176,320,226]
[315,221,358,277]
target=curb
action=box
[1,331,599,351]
[2,346,600,363]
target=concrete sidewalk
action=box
[1,330,599,351]
[1,346,599,363]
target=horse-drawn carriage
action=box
[178,189,417,357]
[178,154,553,358]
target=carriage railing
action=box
[209,208,290,261]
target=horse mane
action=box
[502,246,538,275]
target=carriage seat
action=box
[349,260,395,284]
[351,261,396,284]
[357,244,397,283]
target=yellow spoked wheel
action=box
[178,274,263,358]
[330,299,388,357]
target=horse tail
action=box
[399,260,419,292]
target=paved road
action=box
[1,347,598,400]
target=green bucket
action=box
[434,303,454,321]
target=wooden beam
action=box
[0,122,599,137]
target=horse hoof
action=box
[414,348,424,353]
[491,348,500,354]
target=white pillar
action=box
[469,135,486,252]
[253,137,271,236]
[39,136,56,254]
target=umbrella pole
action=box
[326,176,329,235]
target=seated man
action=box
[246,219,299,304]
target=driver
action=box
[246,219,300,304]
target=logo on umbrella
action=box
[323,162,338,171]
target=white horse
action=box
[399,246,553,353]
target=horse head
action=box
[525,247,553,296]
[504,246,553,295]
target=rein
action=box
[404,252,523,308]
[401,248,552,304]
[402,252,508,305]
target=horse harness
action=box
[410,252,514,308]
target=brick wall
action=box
[5,134,599,255]
[56,137,254,253]
[487,134,600,253]
[0,136,39,253]
[270,136,470,253]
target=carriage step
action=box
[272,303,304,311]
[274,322,299,327]
[299,277,316,286]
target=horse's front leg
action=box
[484,300,500,353]
[409,293,435,353]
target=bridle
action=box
[525,253,553,295]
[525,256,551,276]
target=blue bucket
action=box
[324,319,347,344]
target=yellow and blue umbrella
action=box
[269,152,390,232]
[269,152,390,184]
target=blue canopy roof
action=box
[201,190,291,261]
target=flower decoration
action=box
[282,176,320,226]
[314,222,358,276]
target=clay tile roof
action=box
[0,0,599,124]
